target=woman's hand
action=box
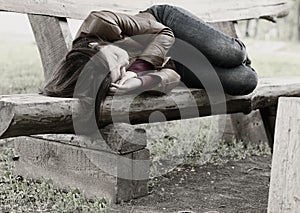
[100,45,129,82]
[109,77,142,95]
[115,71,137,85]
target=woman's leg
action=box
[215,65,258,95]
[175,61,258,96]
[142,4,247,68]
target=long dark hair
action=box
[41,38,111,128]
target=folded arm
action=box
[76,10,175,68]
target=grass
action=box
[0,42,43,95]
[0,141,108,212]
[185,138,271,165]
[0,38,298,211]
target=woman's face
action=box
[100,45,129,82]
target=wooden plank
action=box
[0,0,289,22]
[0,88,251,139]
[132,149,150,198]
[210,21,237,37]
[29,123,147,154]
[220,115,236,142]
[28,15,73,79]
[0,95,78,138]
[260,106,278,150]
[251,78,300,109]
[1,77,300,139]
[230,110,269,146]
[268,97,300,212]
[13,136,149,203]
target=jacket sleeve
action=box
[138,68,181,94]
[76,10,175,68]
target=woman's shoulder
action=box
[134,12,157,21]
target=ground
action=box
[110,155,271,213]
[0,136,271,212]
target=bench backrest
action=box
[0,0,289,80]
[0,0,289,21]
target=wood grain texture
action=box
[230,110,269,145]
[28,15,73,79]
[1,78,300,139]
[210,22,238,37]
[0,0,289,22]
[251,78,300,109]
[13,136,149,203]
[268,97,300,213]
[132,149,150,198]
[29,123,147,154]
[0,94,77,138]
[0,89,249,138]
[260,106,278,150]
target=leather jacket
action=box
[75,10,180,93]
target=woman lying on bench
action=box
[42,4,258,104]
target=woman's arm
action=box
[109,68,181,95]
[76,10,175,68]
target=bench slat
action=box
[0,89,249,139]
[0,0,289,22]
[1,77,300,139]
[251,78,300,109]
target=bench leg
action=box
[259,106,277,151]
[226,110,269,146]
[12,132,149,203]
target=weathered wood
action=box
[268,97,300,212]
[260,106,277,150]
[13,136,149,203]
[31,123,147,155]
[251,78,300,109]
[0,0,289,22]
[220,115,236,142]
[28,15,73,79]
[2,78,300,139]
[0,95,77,138]
[233,77,299,147]
[210,21,237,37]
[132,149,150,198]
[229,110,269,146]
[0,89,249,139]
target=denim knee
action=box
[216,64,258,96]
[240,68,258,95]
[226,68,258,96]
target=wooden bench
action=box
[0,0,294,204]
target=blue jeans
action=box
[142,4,258,95]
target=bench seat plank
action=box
[251,78,300,109]
[0,0,289,22]
[1,77,300,139]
